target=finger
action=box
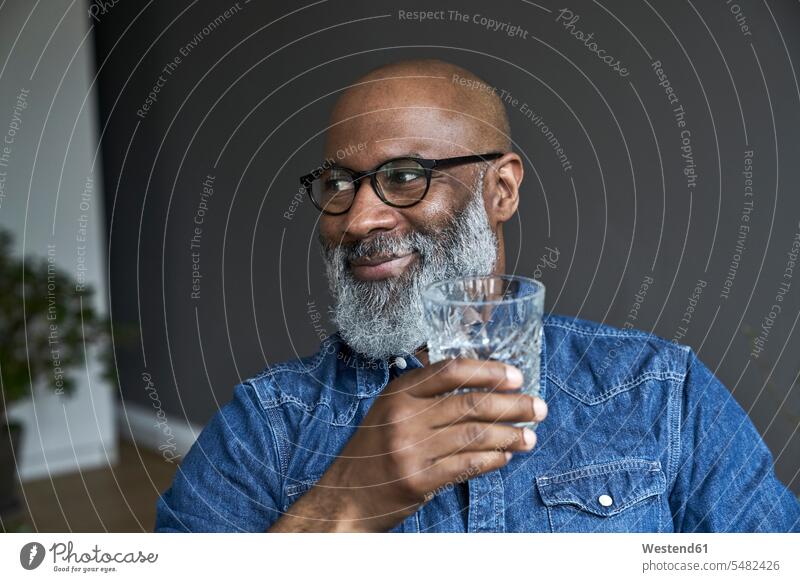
[399,358,524,398]
[430,391,547,426]
[429,422,536,457]
[424,451,512,495]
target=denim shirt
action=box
[155,313,800,532]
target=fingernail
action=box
[504,451,512,461]
[523,428,536,447]
[505,366,523,386]
[533,397,548,419]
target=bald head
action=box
[324,59,511,159]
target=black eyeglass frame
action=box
[299,151,505,216]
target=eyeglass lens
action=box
[311,158,428,213]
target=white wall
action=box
[0,0,116,480]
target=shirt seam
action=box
[547,370,686,405]
[667,355,686,494]
[537,458,661,484]
[251,378,290,492]
[545,320,684,346]
[248,336,339,383]
[249,347,329,381]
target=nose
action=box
[342,177,399,240]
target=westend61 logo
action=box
[19,541,158,573]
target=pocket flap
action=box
[536,459,666,517]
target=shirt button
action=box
[598,494,613,507]
[394,357,407,369]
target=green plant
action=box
[0,227,117,421]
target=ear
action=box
[484,152,523,225]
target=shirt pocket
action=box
[535,458,666,532]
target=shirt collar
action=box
[327,333,388,398]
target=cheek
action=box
[412,194,464,229]
[319,218,345,244]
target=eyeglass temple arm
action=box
[301,152,504,182]
[429,152,504,169]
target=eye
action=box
[323,178,351,193]
[380,159,425,187]
[321,169,353,193]
[387,170,423,184]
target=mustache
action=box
[321,231,429,264]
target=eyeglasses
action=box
[299,152,504,216]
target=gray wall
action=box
[93,0,800,492]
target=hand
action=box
[269,358,548,532]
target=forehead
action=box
[323,97,484,170]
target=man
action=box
[155,59,800,533]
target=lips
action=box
[349,251,417,280]
[350,253,408,267]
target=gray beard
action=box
[321,171,498,360]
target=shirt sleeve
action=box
[669,348,800,532]
[154,382,284,532]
